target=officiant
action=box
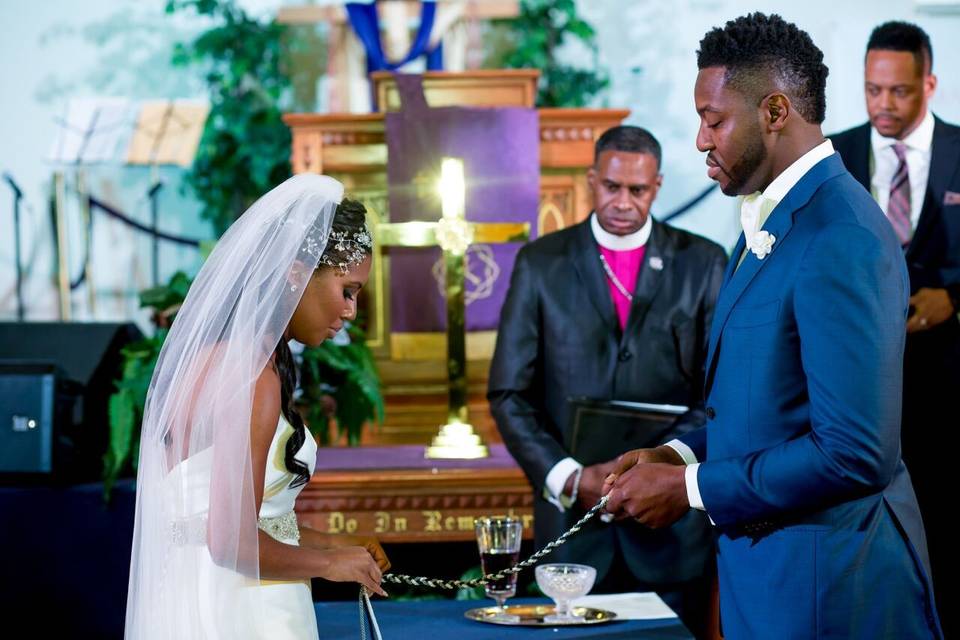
[488,125,726,636]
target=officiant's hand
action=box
[567,460,619,511]
[603,463,689,528]
[600,446,684,496]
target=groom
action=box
[604,13,942,639]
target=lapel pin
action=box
[649,256,664,271]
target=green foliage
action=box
[300,322,384,446]
[138,270,193,312]
[165,0,324,235]
[104,271,190,498]
[103,331,171,499]
[455,565,486,601]
[488,0,609,107]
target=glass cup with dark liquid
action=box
[474,516,523,613]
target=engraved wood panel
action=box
[283,108,631,174]
[296,467,534,543]
[539,173,592,234]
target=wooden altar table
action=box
[297,443,534,543]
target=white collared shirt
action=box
[667,138,836,517]
[739,139,836,262]
[542,214,652,512]
[870,110,934,229]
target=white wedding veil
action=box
[125,174,343,639]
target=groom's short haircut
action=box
[697,12,829,124]
[594,126,662,169]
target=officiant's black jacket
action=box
[488,216,727,586]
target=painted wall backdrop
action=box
[2,0,959,325]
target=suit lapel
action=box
[847,123,872,190]
[571,219,619,335]
[704,232,744,388]
[907,117,960,260]
[621,221,670,344]
[703,153,848,396]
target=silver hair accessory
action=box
[319,225,373,274]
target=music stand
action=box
[3,173,24,320]
[125,100,208,285]
[46,97,135,319]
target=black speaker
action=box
[0,322,144,481]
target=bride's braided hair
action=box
[273,197,370,488]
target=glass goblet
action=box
[474,516,523,613]
[535,563,597,623]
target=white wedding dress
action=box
[159,415,319,640]
[126,174,346,640]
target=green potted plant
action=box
[488,0,609,107]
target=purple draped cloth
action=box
[314,443,520,471]
[385,74,540,332]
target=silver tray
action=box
[464,604,617,626]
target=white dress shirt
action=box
[543,214,652,511]
[666,138,836,516]
[870,109,934,230]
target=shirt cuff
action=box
[685,463,715,525]
[543,457,583,512]
[685,463,705,510]
[665,439,698,465]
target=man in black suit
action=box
[488,126,726,636]
[830,21,959,636]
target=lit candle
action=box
[438,157,465,220]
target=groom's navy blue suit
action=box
[678,153,942,638]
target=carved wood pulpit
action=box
[284,70,629,450]
[284,71,628,545]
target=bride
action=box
[125,174,389,639]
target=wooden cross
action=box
[375,158,529,458]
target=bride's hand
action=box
[298,527,393,572]
[318,545,388,597]
[326,534,391,572]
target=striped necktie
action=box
[887,142,912,246]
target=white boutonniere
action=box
[749,230,776,260]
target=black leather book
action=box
[565,397,689,465]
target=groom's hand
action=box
[604,463,689,528]
[601,446,684,495]
[567,459,619,510]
